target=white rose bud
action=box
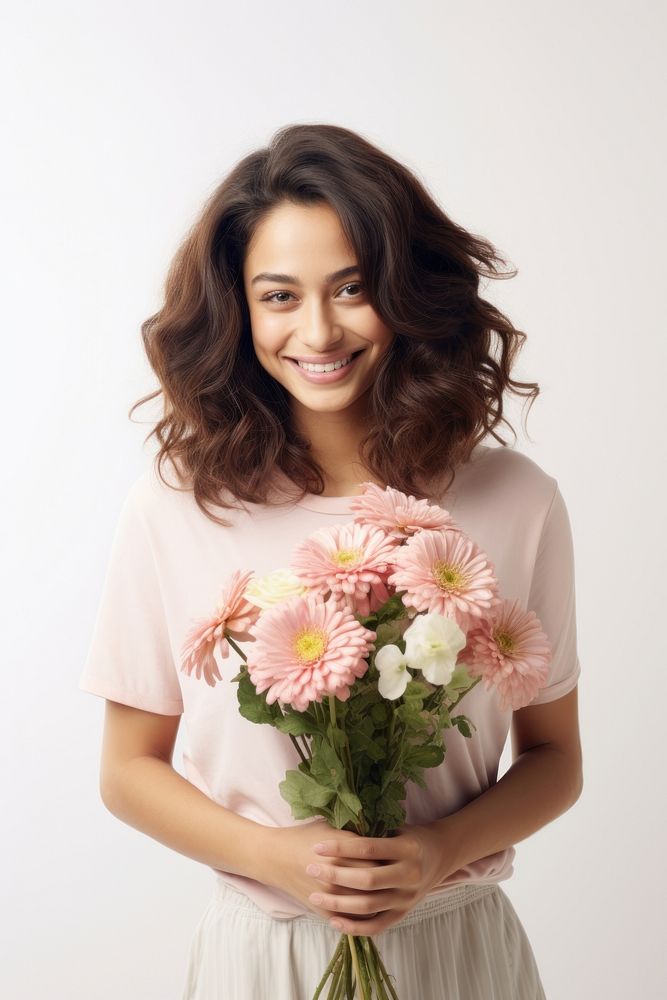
[243,568,309,610]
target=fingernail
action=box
[313,843,326,852]
[306,864,321,876]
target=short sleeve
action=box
[78,479,184,715]
[524,482,582,706]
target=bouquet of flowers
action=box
[180,482,552,999]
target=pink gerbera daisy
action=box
[387,528,501,630]
[462,598,552,711]
[180,569,261,687]
[289,521,400,617]
[246,593,376,711]
[348,481,459,541]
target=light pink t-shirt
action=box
[78,444,581,919]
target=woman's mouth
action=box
[286,349,365,384]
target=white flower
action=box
[403,612,467,686]
[374,643,411,700]
[243,568,309,610]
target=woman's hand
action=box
[301,820,459,936]
[265,818,387,919]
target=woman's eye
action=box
[340,282,364,297]
[260,283,364,305]
[262,291,294,304]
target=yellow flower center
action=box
[495,630,515,655]
[333,546,362,568]
[294,627,328,663]
[434,561,468,593]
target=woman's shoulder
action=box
[452,443,559,512]
[119,456,198,522]
[121,457,177,506]
[122,455,251,529]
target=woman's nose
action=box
[299,301,343,351]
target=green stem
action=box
[374,943,401,1000]
[289,733,310,765]
[224,634,247,661]
[345,937,354,997]
[448,674,482,711]
[347,935,368,999]
[353,936,373,1000]
[360,937,389,999]
[312,936,346,998]
[380,722,406,796]
[326,947,345,999]
[421,683,443,715]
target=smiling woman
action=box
[241,200,397,456]
[129,122,539,519]
[79,123,583,1000]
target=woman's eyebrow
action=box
[251,265,360,287]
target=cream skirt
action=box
[182,875,547,999]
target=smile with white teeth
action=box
[295,354,355,372]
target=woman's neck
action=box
[292,400,380,497]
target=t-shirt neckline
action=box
[295,491,365,514]
[267,449,491,515]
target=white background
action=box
[2,1,665,997]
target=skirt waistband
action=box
[213,875,500,931]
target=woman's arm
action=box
[100,700,268,880]
[429,685,583,883]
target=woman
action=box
[79,122,583,998]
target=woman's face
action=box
[242,200,395,417]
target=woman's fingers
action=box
[314,835,405,862]
[307,859,393,892]
[309,888,395,916]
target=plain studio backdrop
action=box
[2,1,664,997]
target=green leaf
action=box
[377,593,409,622]
[359,784,382,808]
[347,686,383,718]
[370,702,390,727]
[374,621,403,646]
[451,714,477,738]
[405,769,427,790]
[236,671,283,726]
[403,679,431,703]
[394,702,429,732]
[309,738,347,792]
[331,786,364,828]
[339,786,363,814]
[279,769,335,818]
[445,665,475,692]
[375,778,407,828]
[331,697,349,723]
[348,729,387,762]
[406,744,445,767]
[439,705,452,728]
[326,724,350,753]
[358,785,381,826]
[274,712,322,736]
[400,757,427,789]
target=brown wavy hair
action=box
[129,122,540,527]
